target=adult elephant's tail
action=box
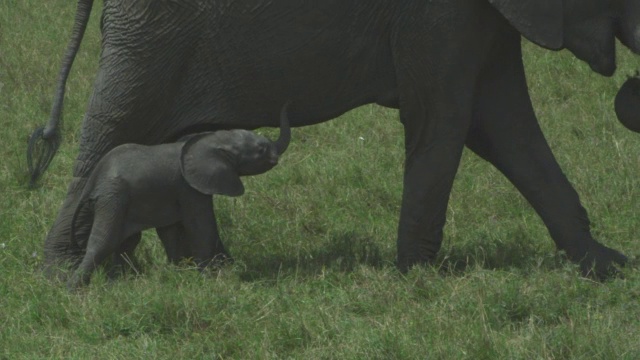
[27,0,95,188]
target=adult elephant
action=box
[30,0,640,280]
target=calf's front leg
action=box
[180,193,231,269]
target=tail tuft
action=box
[27,126,61,188]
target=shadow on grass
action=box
[436,235,567,276]
[125,230,597,283]
[235,230,572,282]
[238,231,389,282]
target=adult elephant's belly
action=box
[164,6,399,136]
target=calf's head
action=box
[180,103,291,196]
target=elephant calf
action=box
[68,104,291,290]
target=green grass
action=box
[2,1,640,358]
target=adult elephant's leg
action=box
[465,38,627,279]
[43,8,202,279]
[395,103,472,271]
[391,19,491,272]
[42,178,88,280]
[393,69,476,271]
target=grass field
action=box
[1,1,640,358]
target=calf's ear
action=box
[180,134,245,196]
[488,0,563,50]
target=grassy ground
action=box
[2,1,640,358]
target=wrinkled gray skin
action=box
[67,104,291,290]
[31,0,640,280]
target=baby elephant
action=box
[68,104,291,290]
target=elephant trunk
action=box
[275,101,292,155]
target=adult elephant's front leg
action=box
[465,40,627,279]
[391,10,493,272]
[42,177,88,280]
[397,152,463,271]
[395,89,474,272]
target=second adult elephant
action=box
[30,0,640,279]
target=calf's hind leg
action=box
[67,194,128,291]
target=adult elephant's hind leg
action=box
[465,40,627,279]
[44,8,202,279]
[42,177,88,280]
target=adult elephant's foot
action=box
[396,258,432,274]
[42,177,88,281]
[563,240,628,280]
[396,241,438,274]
